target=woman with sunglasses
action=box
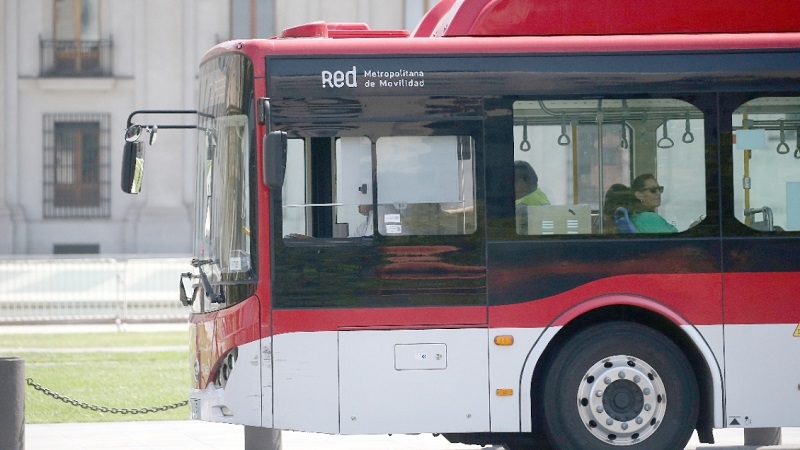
[630,173,678,233]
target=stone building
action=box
[0,0,435,255]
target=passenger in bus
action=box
[601,183,636,233]
[515,161,550,206]
[630,173,678,233]
[350,204,374,237]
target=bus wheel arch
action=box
[529,306,715,447]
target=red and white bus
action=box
[122,0,800,448]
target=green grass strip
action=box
[1,331,191,423]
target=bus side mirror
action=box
[121,141,145,194]
[263,131,287,190]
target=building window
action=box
[43,113,111,218]
[230,0,274,39]
[42,0,112,77]
[54,0,100,40]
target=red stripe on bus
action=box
[194,272,798,336]
[271,306,487,335]
[489,273,722,328]
[723,272,800,325]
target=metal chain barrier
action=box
[26,378,188,415]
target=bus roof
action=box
[414,0,800,37]
[204,0,800,69]
[218,32,800,58]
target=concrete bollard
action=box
[0,357,25,450]
[244,425,282,450]
[744,427,782,445]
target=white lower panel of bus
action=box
[195,323,730,435]
[488,326,557,433]
[270,324,727,434]
[338,328,490,434]
[190,339,262,427]
[272,331,340,433]
[271,328,491,434]
[724,323,800,427]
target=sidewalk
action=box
[24,421,800,450]
[25,421,482,450]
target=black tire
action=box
[541,321,698,450]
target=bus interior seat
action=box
[517,204,592,235]
[745,206,774,231]
[333,222,349,238]
[614,207,636,233]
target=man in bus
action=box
[350,204,374,237]
[514,160,550,206]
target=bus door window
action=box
[282,136,373,239]
[375,136,476,236]
[281,138,308,237]
[512,99,706,235]
[732,97,800,232]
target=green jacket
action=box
[515,188,550,206]
[631,211,678,233]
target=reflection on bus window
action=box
[733,97,800,232]
[375,136,476,236]
[512,99,706,235]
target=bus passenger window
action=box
[512,99,706,235]
[375,136,476,236]
[733,97,800,232]
[282,138,308,238]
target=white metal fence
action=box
[0,256,191,324]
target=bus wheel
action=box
[541,321,698,449]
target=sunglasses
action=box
[640,186,665,194]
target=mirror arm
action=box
[126,109,201,130]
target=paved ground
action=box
[23,421,800,450]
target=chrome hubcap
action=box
[577,355,666,445]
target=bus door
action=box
[722,95,800,427]
[268,100,488,434]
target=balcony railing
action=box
[40,38,113,77]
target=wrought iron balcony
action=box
[40,38,113,77]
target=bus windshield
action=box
[194,54,256,291]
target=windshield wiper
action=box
[191,259,225,304]
[191,258,213,267]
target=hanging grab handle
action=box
[682,112,695,144]
[619,100,629,149]
[620,119,629,149]
[558,114,571,146]
[657,121,674,148]
[519,120,531,152]
[795,128,800,159]
[777,120,790,154]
